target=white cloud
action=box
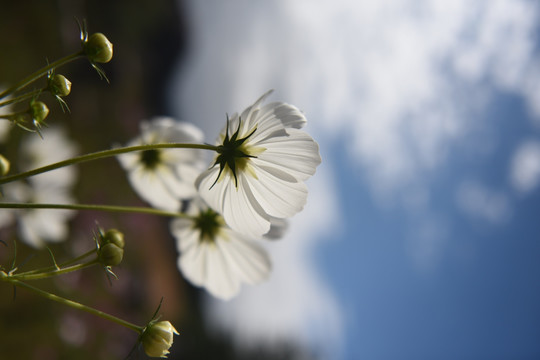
[510,140,540,193]
[172,0,540,198]
[456,180,512,223]
[170,0,540,357]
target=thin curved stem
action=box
[11,259,99,280]
[0,142,218,185]
[0,52,83,100]
[0,88,43,108]
[4,279,143,333]
[0,202,191,218]
[18,249,97,276]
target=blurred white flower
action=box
[170,199,271,300]
[0,126,78,248]
[118,117,206,211]
[196,90,321,238]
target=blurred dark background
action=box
[0,1,304,359]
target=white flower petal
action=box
[118,118,206,209]
[199,91,320,237]
[171,200,272,300]
[219,229,271,284]
[247,164,308,219]
[256,129,322,180]
[126,165,182,211]
[204,241,242,299]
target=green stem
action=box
[11,259,98,281]
[0,142,218,185]
[0,52,83,100]
[0,88,43,108]
[5,279,143,333]
[0,202,191,218]
[18,249,96,276]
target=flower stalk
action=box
[17,249,97,276]
[0,52,83,100]
[0,143,219,185]
[2,278,143,333]
[0,202,191,218]
[9,259,99,281]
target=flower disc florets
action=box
[192,208,224,243]
[140,149,161,170]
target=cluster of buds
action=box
[0,23,113,134]
[0,22,189,359]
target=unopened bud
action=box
[0,154,10,176]
[98,242,124,266]
[141,321,179,358]
[29,101,49,123]
[83,33,113,63]
[49,74,72,97]
[102,228,125,249]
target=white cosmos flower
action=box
[170,199,271,300]
[196,90,321,238]
[0,126,78,248]
[118,117,206,211]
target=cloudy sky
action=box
[169,1,540,359]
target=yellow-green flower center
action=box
[140,149,161,170]
[193,209,224,243]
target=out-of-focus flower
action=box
[118,117,206,211]
[0,126,78,248]
[170,199,271,300]
[196,90,321,238]
[141,320,179,358]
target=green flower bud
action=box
[49,74,72,97]
[103,228,125,249]
[0,154,10,176]
[141,321,179,358]
[97,242,124,266]
[83,33,113,63]
[29,101,49,123]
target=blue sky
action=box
[168,0,540,358]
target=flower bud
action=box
[49,74,72,97]
[0,154,10,176]
[97,242,124,266]
[102,228,125,249]
[83,33,113,63]
[29,101,49,123]
[141,321,179,358]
